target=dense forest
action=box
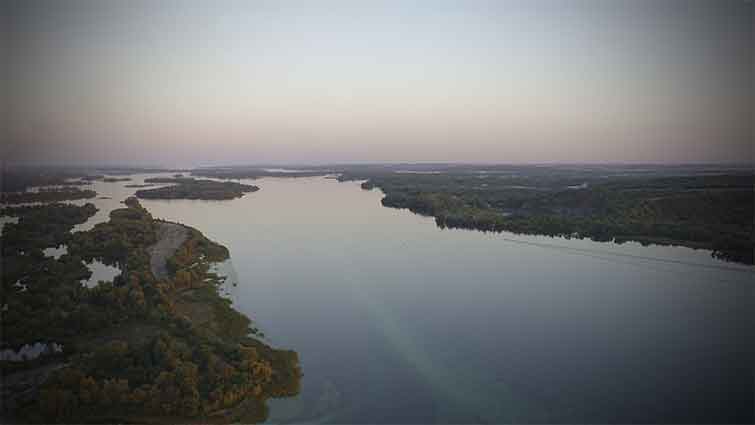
[1,170,88,193]
[1,188,97,204]
[135,178,260,200]
[1,166,180,193]
[1,198,299,423]
[339,166,754,264]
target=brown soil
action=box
[147,222,188,280]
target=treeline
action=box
[352,172,753,264]
[1,170,88,193]
[1,188,97,204]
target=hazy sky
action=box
[5,1,752,166]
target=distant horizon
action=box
[3,159,753,171]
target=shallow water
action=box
[130,176,754,424]
[209,258,241,302]
[81,259,121,288]
[43,244,68,260]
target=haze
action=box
[5,1,752,166]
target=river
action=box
[26,174,755,423]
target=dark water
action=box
[133,176,752,423]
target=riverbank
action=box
[339,168,754,264]
[1,198,299,423]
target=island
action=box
[124,183,157,188]
[339,164,754,264]
[1,198,300,423]
[79,176,134,183]
[135,178,260,200]
[103,177,133,183]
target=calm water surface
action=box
[88,176,753,423]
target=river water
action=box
[10,174,753,423]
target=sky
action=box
[4,0,752,166]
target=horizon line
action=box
[3,160,752,171]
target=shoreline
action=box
[1,198,300,423]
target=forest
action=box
[1,166,180,193]
[1,198,300,423]
[1,188,97,204]
[339,165,754,264]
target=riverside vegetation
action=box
[1,188,97,205]
[1,198,300,423]
[338,165,753,264]
[1,166,180,193]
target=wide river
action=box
[75,175,755,423]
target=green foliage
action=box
[24,329,299,423]
[1,203,100,349]
[135,178,259,200]
[1,203,97,256]
[345,169,753,264]
[1,168,90,192]
[3,197,300,423]
[1,188,97,204]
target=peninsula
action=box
[1,198,299,423]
